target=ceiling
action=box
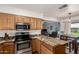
[1,4,79,18]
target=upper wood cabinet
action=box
[23,16,30,24]
[7,14,15,30]
[15,16,30,24]
[30,18,37,30]
[15,15,24,23]
[0,13,15,30]
[0,18,3,30]
[36,19,43,30]
[0,13,44,30]
[0,13,8,30]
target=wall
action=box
[43,21,60,34]
[42,16,59,22]
[0,5,43,18]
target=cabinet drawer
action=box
[41,45,53,54]
[41,41,53,51]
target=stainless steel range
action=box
[15,32,32,54]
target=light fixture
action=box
[68,12,72,19]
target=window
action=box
[50,26,53,30]
[71,23,79,36]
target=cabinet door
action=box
[32,39,36,53]
[23,16,30,24]
[0,19,3,30]
[36,19,43,30]
[41,45,53,54]
[3,42,15,54]
[0,44,3,54]
[15,15,24,23]
[36,39,41,53]
[0,13,15,30]
[30,18,36,30]
[0,13,8,30]
[7,14,15,30]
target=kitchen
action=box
[0,4,79,54]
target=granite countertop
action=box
[0,37,15,44]
[32,35,68,47]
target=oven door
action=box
[16,40,31,50]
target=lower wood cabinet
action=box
[32,39,41,53]
[40,41,53,54]
[0,42,15,54]
[41,45,53,54]
[3,42,15,54]
[32,39,36,53]
[35,39,41,53]
[32,38,52,54]
[32,38,66,54]
[0,44,3,54]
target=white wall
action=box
[42,16,59,22]
[0,5,43,18]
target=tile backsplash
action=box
[0,30,41,37]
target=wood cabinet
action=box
[36,19,43,30]
[0,13,44,30]
[41,41,53,54]
[36,39,41,53]
[32,39,41,53]
[41,41,66,54]
[15,15,24,23]
[0,13,8,30]
[41,45,53,54]
[30,18,37,30]
[15,16,31,26]
[7,14,15,29]
[32,38,66,54]
[3,42,15,54]
[0,44,3,54]
[0,19,3,30]
[23,16,30,24]
[32,39,36,53]
[0,41,15,54]
[30,18,44,30]
[0,13,15,30]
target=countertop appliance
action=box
[15,32,32,54]
[16,23,30,30]
[41,29,49,36]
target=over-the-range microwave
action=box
[16,23,30,30]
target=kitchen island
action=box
[32,35,68,54]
